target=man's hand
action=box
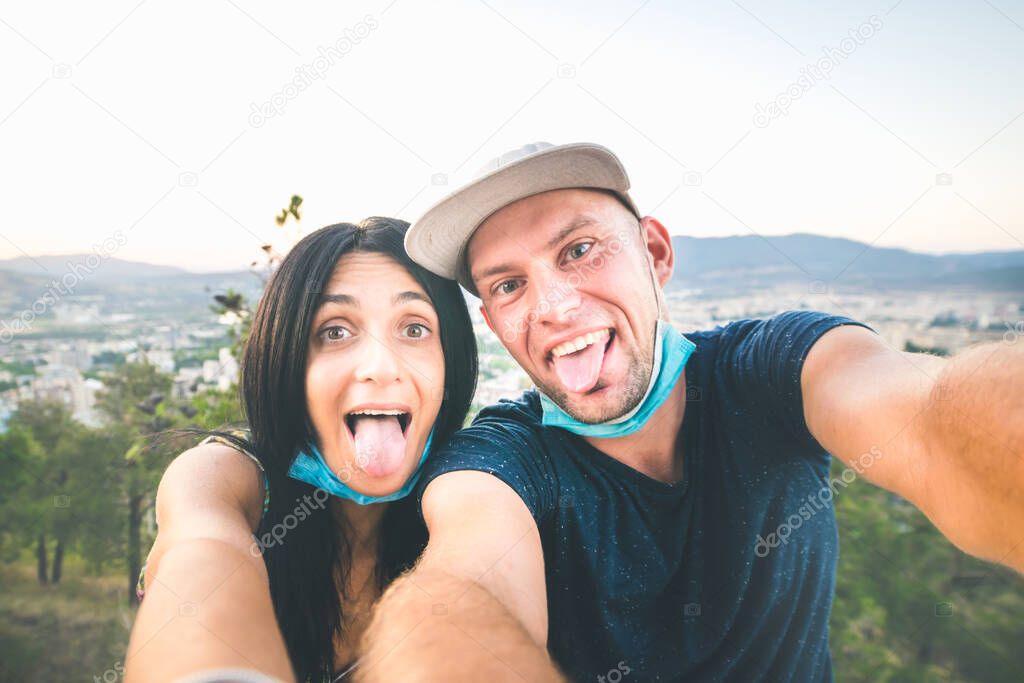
[357,470,563,681]
[803,325,1024,572]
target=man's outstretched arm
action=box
[803,325,1024,572]
[357,470,564,682]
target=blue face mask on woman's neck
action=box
[538,320,695,438]
[287,429,435,505]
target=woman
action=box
[125,217,477,682]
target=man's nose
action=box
[529,268,582,326]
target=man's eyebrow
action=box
[393,290,431,306]
[473,216,600,284]
[545,216,597,250]
[474,261,516,283]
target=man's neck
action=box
[582,374,688,484]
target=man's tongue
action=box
[351,416,406,477]
[551,341,605,394]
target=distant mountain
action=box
[0,255,189,280]
[0,256,260,320]
[671,234,1024,291]
[1,236,1020,308]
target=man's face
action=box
[468,188,667,423]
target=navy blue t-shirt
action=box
[418,311,870,682]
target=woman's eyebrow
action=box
[318,293,358,307]
[393,290,431,306]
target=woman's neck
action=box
[332,498,388,554]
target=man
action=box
[358,142,1023,681]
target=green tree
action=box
[60,425,133,575]
[5,401,77,583]
[189,386,244,429]
[0,427,44,565]
[830,460,1024,681]
[96,362,189,603]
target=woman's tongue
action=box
[551,340,605,394]
[351,415,407,478]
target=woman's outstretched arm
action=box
[125,443,295,683]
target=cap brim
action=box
[405,143,634,291]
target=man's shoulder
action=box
[421,389,563,519]
[430,389,551,460]
[472,389,546,430]
[685,310,865,353]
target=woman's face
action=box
[305,251,445,497]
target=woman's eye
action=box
[319,326,351,342]
[567,242,592,261]
[402,323,430,339]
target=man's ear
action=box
[480,305,494,333]
[640,216,674,287]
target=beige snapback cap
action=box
[404,142,639,292]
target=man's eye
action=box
[402,323,430,339]
[319,326,351,342]
[496,280,521,296]
[567,242,592,261]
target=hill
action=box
[671,234,1024,291]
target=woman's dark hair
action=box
[238,217,477,680]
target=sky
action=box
[1,0,1023,272]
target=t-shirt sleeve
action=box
[416,406,558,521]
[719,311,874,450]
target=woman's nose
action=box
[353,336,402,384]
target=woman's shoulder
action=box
[140,431,270,602]
[158,430,269,528]
[199,428,264,472]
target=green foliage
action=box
[0,564,130,682]
[0,426,46,558]
[61,426,134,573]
[210,289,251,366]
[829,461,1024,681]
[173,344,222,369]
[189,386,244,430]
[275,194,303,226]
[904,340,950,357]
[91,350,126,367]
[0,359,37,376]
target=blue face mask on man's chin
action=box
[288,429,435,505]
[538,320,695,438]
